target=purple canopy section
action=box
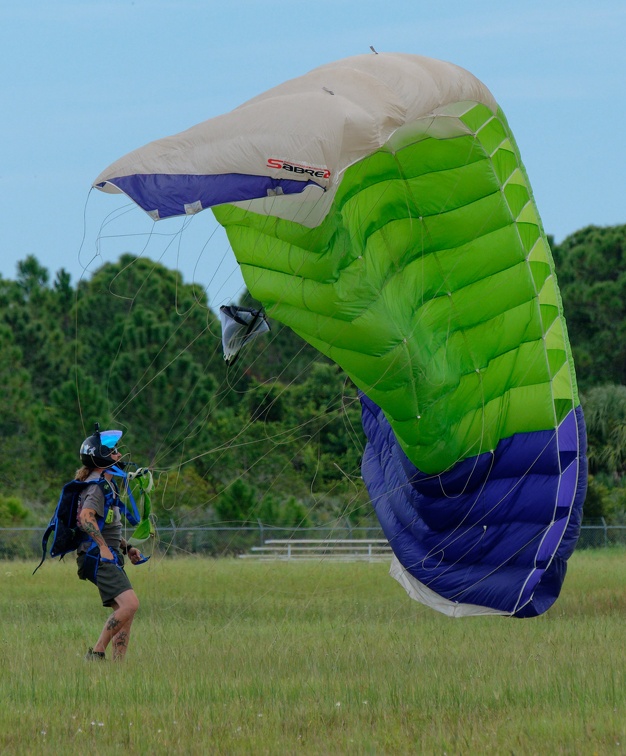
[360,395,587,617]
[96,174,320,219]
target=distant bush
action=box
[0,495,32,527]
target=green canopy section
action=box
[213,102,579,474]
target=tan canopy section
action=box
[93,53,496,223]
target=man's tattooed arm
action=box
[78,508,114,560]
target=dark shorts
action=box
[77,548,133,607]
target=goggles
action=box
[100,429,123,451]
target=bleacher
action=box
[239,538,392,561]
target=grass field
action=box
[2,550,626,754]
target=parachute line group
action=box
[78,207,370,558]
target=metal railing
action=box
[2,522,626,560]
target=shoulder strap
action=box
[106,467,141,526]
[33,523,55,574]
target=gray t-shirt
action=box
[77,471,123,552]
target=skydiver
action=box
[75,426,142,661]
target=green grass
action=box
[2,551,626,754]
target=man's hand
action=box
[127,546,142,565]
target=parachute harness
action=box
[109,465,157,559]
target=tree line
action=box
[552,224,626,520]
[1,223,626,528]
[0,253,368,529]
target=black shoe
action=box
[85,647,106,661]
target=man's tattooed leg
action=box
[112,630,129,660]
[106,614,122,633]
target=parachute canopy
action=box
[94,53,587,617]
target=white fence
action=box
[0,525,387,560]
[2,522,625,560]
[240,538,393,561]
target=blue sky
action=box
[1,0,624,308]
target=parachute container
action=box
[94,53,587,617]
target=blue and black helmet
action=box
[80,423,123,469]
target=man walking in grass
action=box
[75,425,142,661]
